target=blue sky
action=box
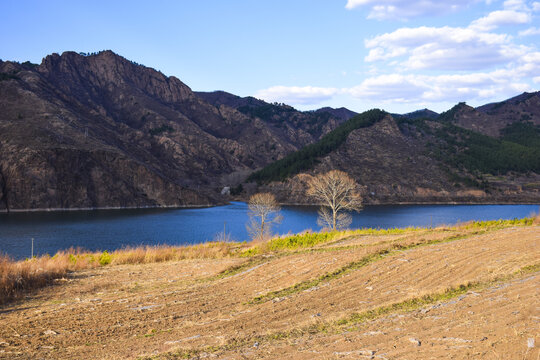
[1,0,539,113]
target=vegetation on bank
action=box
[247,109,387,183]
[1,216,536,305]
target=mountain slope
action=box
[250,109,540,204]
[0,51,344,211]
[439,92,540,137]
[196,90,351,146]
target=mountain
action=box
[314,107,358,121]
[249,107,540,204]
[0,51,346,211]
[394,108,439,120]
[439,92,540,137]
[196,91,350,145]
[1,50,538,210]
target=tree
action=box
[307,170,362,231]
[246,193,282,241]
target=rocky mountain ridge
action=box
[0,51,347,211]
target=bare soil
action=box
[0,226,538,359]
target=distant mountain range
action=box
[0,51,538,211]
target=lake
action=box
[0,202,538,260]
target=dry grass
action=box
[0,242,240,304]
[109,242,236,265]
[0,254,70,304]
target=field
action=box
[0,220,538,359]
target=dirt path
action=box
[0,226,538,359]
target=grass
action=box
[0,242,239,304]
[250,226,423,253]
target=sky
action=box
[1,0,539,114]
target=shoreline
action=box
[0,203,217,214]
[1,201,539,214]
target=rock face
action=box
[0,51,347,211]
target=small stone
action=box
[253,342,259,348]
[409,337,421,346]
[365,286,373,291]
[43,330,57,336]
[528,338,535,348]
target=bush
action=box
[99,251,112,266]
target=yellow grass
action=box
[0,242,239,304]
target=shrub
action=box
[99,251,112,266]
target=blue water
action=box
[0,202,537,260]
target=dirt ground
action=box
[0,226,538,359]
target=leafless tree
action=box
[246,193,282,241]
[307,170,362,231]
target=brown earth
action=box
[0,225,538,359]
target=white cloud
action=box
[345,0,477,20]
[254,86,341,105]
[254,49,540,107]
[519,26,540,35]
[365,26,527,71]
[502,0,529,10]
[470,10,531,30]
[348,69,536,103]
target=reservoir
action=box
[0,202,538,260]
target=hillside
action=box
[196,90,351,143]
[248,104,540,204]
[441,93,540,137]
[0,51,346,211]
[0,221,538,359]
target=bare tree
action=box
[307,170,362,231]
[246,193,282,241]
